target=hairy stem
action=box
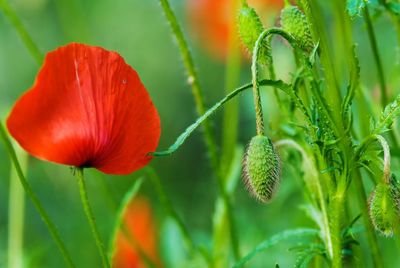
[76,168,109,268]
[157,0,218,170]
[0,124,75,268]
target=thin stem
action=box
[0,123,75,268]
[144,167,213,266]
[0,0,43,64]
[7,145,28,268]
[75,168,109,268]
[157,0,219,171]
[251,28,297,136]
[363,4,388,106]
[157,1,240,259]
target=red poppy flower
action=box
[112,196,162,268]
[187,0,284,59]
[7,43,160,175]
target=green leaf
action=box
[387,2,400,15]
[341,45,360,124]
[152,80,289,156]
[347,0,365,17]
[232,228,320,267]
[373,94,400,134]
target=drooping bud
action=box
[237,4,269,65]
[243,135,281,203]
[368,182,400,237]
[238,4,264,53]
[280,5,314,52]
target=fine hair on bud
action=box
[237,4,264,53]
[243,135,281,203]
[280,5,314,52]
[237,4,269,65]
[368,182,400,237]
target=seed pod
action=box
[243,135,281,203]
[237,4,269,65]
[238,4,264,52]
[368,182,400,237]
[280,5,314,52]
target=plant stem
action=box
[0,123,75,268]
[157,0,219,171]
[7,145,28,268]
[157,0,242,260]
[363,4,388,106]
[144,167,213,266]
[330,184,346,268]
[0,0,43,64]
[75,168,109,268]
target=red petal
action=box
[112,196,161,268]
[7,43,160,174]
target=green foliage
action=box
[372,94,400,134]
[233,228,320,267]
[242,135,280,202]
[346,0,366,17]
[341,45,361,126]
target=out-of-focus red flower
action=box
[112,196,161,268]
[187,0,284,59]
[7,43,160,175]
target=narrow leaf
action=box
[341,45,360,123]
[232,228,320,267]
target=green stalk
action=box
[157,0,241,260]
[144,167,212,266]
[75,168,109,268]
[157,0,218,171]
[0,124,75,267]
[330,183,346,268]
[363,4,388,106]
[0,0,43,64]
[7,145,28,268]
[216,0,242,264]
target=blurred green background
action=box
[1,0,400,267]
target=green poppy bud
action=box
[368,182,400,237]
[243,135,281,203]
[280,5,314,52]
[238,4,264,52]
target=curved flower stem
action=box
[251,28,297,136]
[0,123,76,268]
[363,4,388,106]
[0,0,43,64]
[75,168,109,268]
